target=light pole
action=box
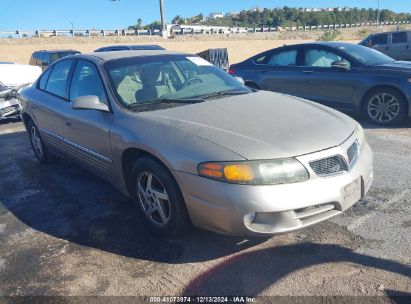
[159,0,167,37]
[377,0,380,25]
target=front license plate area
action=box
[341,177,363,210]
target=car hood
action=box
[143,91,356,160]
[372,61,411,72]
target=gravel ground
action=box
[0,117,410,302]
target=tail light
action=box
[228,67,235,75]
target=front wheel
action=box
[130,157,191,236]
[363,88,407,125]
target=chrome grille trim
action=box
[309,155,347,177]
[347,140,359,166]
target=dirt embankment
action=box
[0,24,409,65]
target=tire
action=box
[28,119,53,164]
[130,156,191,237]
[245,82,260,91]
[363,88,407,126]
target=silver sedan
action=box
[20,50,373,236]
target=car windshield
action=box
[104,55,250,111]
[336,44,395,65]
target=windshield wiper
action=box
[126,98,204,108]
[197,90,250,100]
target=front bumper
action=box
[174,133,374,236]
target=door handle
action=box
[303,70,314,74]
[64,121,72,126]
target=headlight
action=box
[198,159,309,185]
[355,123,365,146]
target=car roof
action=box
[95,45,165,51]
[85,50,189,62]
[34,49,80,54]
[367,30,411,36]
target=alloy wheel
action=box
[30,126,44,157]
[367,92,400,123]
[136,171,171,226]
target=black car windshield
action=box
[336,44,395,65]
[104,55,250,110]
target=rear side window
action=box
[392,32,408,44]
[267,50,297,66]
[371,34,388,46]
[45,59,74,99]
[38,68,52,90]
[69,60,107,103]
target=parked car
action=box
[20,50,373,236]
[359,31,411,61]
[0,63,42,120]
[229,42,411,125]
[94,45,165,52]
[29,50,80,71]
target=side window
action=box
[267,50,297,66]
[38,68,52,90]
[253,54,266,64]
[45,59,74,99]
[392,32,408,44]
[304,49,350,68]
[69,60,107,103]
[370,34,388,46]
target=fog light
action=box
[244,212,256,224]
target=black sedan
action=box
[229,42,411,125]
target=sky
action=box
[1,0,410,30]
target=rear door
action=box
[33,59,75,152]
[64,59,114,175]
[390,31,411,60]
[253,46,308,95]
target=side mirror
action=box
[331,61,350,72]
[71,95,109,112]
[234,76,245,85]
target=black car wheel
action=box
[28,119,53,163]
[363,88,407,125]
[130,157,191,236]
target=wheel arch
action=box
[121,147,179,195]
[21,113,32,130]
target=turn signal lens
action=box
[198,163,223,178]
[198,159,309,185]
[224,164,255,181]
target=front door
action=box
[297,46,358,110]
[64,60,114,176]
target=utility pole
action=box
[377,0,381,25]
[159,0,168,38]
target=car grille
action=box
[347,140,359,166]
[309,140,360,177]
[309,156,347,177]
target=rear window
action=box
[392,32,408,44]
[50,52,79,63]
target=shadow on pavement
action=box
[182,242,411,297]
[0,131,266,264]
